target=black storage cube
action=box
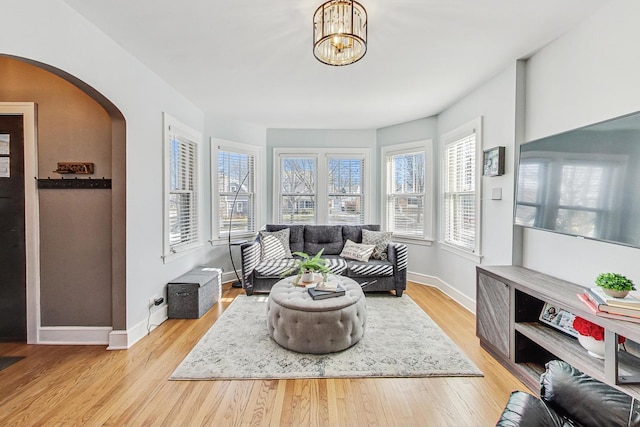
[167,267,221,319]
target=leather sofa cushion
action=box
[304,225,344,255]
[266,224,304,253]
[541,360,640,427]
[496,391,569,427]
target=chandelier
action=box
[313,0,368,66]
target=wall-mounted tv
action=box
[514,111,640,248]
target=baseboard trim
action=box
[124,304,169,350]
[408,271,476,314]
[107,330,129,350]
[38,326,112,345]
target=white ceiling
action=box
[64,0,610,130]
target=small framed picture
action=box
[483,146,505,176]
[539,303,579,338]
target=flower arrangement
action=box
[573,316,625,343]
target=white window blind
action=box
[386,151,425,237]
[327,156,365,225]
[278,156,317,224]
[168,130,199,251]
[443,133,476,251]
[275,148,370,225]
[218,149,255,237]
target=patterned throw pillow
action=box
[362,229,393,260]
[340,239,375,262]
[259,228,292,260]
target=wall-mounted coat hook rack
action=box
[36,176,112,189]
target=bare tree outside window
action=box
[387,151,425,237]
[279,157,317,224]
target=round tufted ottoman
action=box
[266,276,367,354]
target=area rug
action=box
[0,356,24,372]
[171,294,482,380]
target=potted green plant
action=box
[595,272,635,298]
[282,249,330,284]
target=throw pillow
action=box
[340,239,375,262]
[259,228,292,260]
[362,229,393,260]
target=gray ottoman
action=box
[267,276,367,354]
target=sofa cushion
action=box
[304,225,344,255]
[254,259,298,278]
[340,239,375,262]
[342,224,380,244]
[362,229,393,260]
[347,260,393,277]
[496,391,569,427]
[322,256,348,275]
[266,224,304,253]
[259,228,292,260]
[540,360,639,427]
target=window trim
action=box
[211,138,262,243]
[439,117,483,261]
[381,140,434,242]
[163,113,203,263]
[273,147,372,225]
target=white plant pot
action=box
[577,335,605,359]
[301,272,315,283]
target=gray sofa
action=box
[240,224,408,296]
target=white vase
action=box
[301,271,315,283]
[577,335,605,359]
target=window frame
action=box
[211,138,261,242]
[163,113,202,263]
[273,147,371,225]
[381,140,434,244]
[440,117,483,261]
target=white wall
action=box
[434,64,520,309]
[2,0,205,345]
[522,0,640,286]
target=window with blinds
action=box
[278,157,317,225]
[217,149,255,237]
[328,157,365,225]
[164,114,201,260]
[386,151,425,237]
[275,149,370,225]
[443,132,477,251]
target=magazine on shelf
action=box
[577,293,640,324]
[588,287,640,310]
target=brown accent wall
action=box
[0,56,113,326]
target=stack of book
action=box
[307,276,346,300]
[308,284,346,300]
[577,287,640,323]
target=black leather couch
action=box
[497,360,640,427]
[240,224,408,296]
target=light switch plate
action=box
[491,187,502,200]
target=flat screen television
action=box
[514,111,640,248]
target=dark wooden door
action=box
[0,115,26,342]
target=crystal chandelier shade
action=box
[313,0,367,66]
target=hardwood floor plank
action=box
[0,282,527,426]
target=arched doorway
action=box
[0,55,126,345]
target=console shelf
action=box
[477,265,640,399]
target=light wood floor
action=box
[0,282,527,426]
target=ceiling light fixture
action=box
[313,0,367,66]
